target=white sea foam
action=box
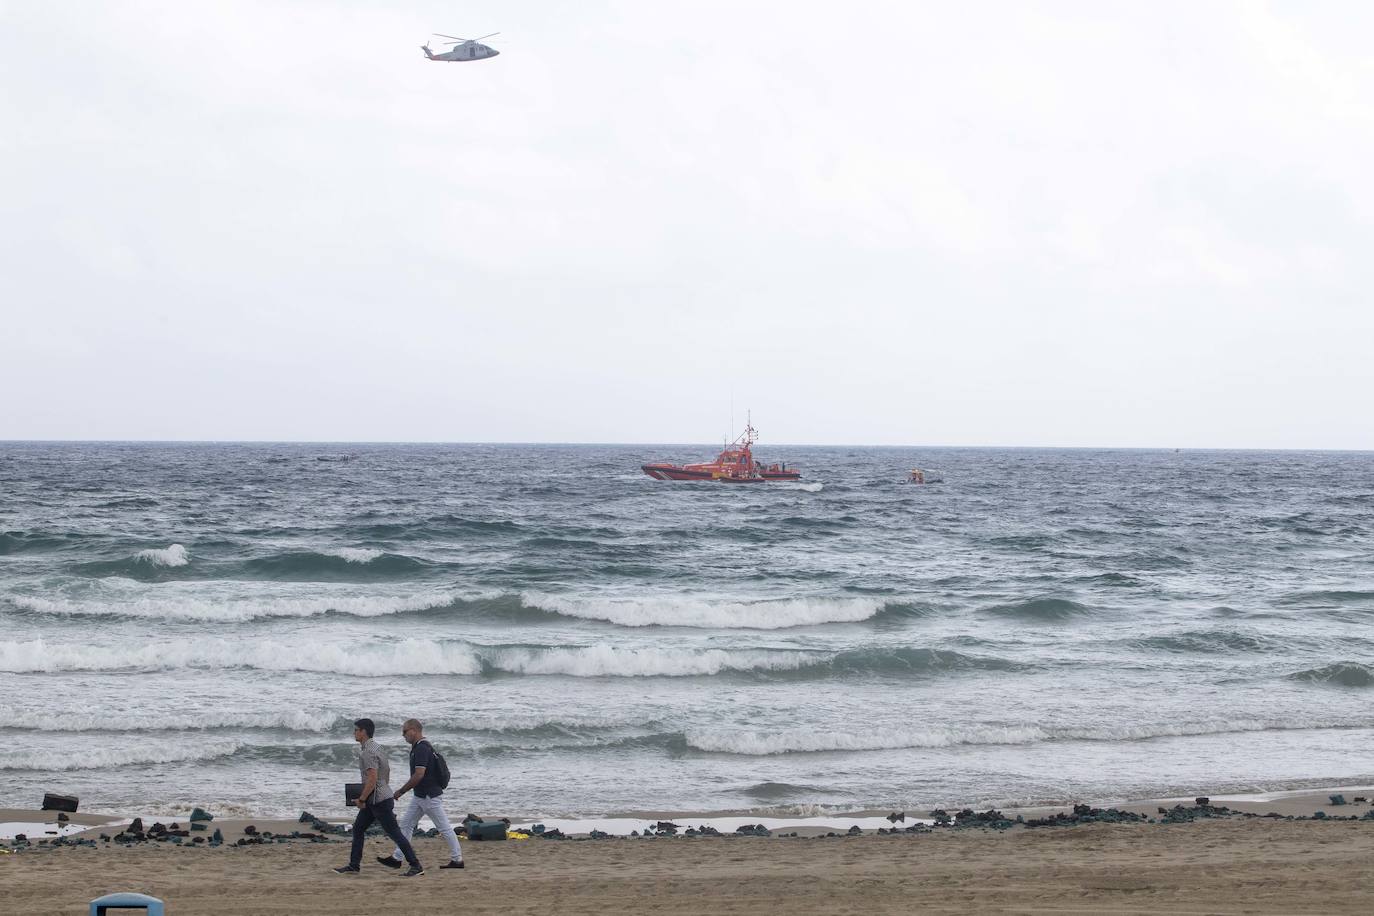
[483,645,815,678]
[11,589,465,622]
[0,738,243,771]
[319,547,384,563]
[133,544,189,567]
[0,637,482,676]
[685,718,1374,755]
[0,637,815,678]
[523,593,887,629]
[687,726,1049,755]
[0,704,341,733]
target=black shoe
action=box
[376,855,402,868]
[333,865,360,874]
[440,859,465,869]
[400,866,425,878]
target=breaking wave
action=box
[520,593,891,628]
[10,588,916,629]
[0,638,1019,680]
[0,705,347,733]
[134,544,190,567]
[685,717,1374,756]
[10,589,477,623]
[0,739,243,771]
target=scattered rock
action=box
[886,811,905,823]
[1329,794,1347,806]
[1026,804,1151,828]
[190,807,214,822]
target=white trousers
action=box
[390,794,462,862]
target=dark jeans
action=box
[349,797,420,869]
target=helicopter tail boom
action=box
[420,43,435,59]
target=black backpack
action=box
[421,740,451,790]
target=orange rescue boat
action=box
[642,423,800,483]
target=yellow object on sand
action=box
[507,831,531,840]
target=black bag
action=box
[42,793,79,813]
[421,740,451,791]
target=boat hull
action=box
[641,464,802,482]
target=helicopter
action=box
[421,32,500,62]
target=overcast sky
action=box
[3,2,1372,447]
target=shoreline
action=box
[6,784,1371,844]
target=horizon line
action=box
[1,438,1372,453]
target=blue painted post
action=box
[89,892,165,915]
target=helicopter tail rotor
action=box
[420,43,434,59]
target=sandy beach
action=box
[5,792,1373,914]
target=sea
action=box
[1,442,1372,819]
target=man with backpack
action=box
[378,718,464,870]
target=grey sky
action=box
[2,2,1371,447]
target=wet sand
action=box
[4,793,1374,914]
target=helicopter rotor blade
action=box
[432,33,467,41]
[471,32,499,42]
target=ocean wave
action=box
[520,593,890,629]
[0,637,1015,680]
[743,781,830,800]
[10,589,473,623]
[1288,662,1374,688]
[0,637,484,676]
[0,739,243,771]
[1130,630,1280,654]
[1277,590,1374,608]
[684,717,1374,756]
[320,547,384,563]
[240,549,427,580]
[487,645,826,677]
[980,597,1093,621]
[0,706,346,733]
[0,530,77,555]
[349,515,523,540]
[134,544,190,567]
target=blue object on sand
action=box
[90,892,165,915]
